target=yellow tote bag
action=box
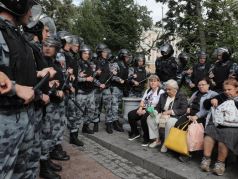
[164,121,189,156]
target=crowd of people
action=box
[0,0,237,179]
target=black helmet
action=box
[160,44,174,57]
[118,49,130,60]
[43,35,61,51]
[178,52,189,66]
[96,43,108,55]
[79,44,92,58]
[0,0,38,16]
[24,20,43,35]
[134,54,145,66]
[212,47,230,61]
[197,50,207,59]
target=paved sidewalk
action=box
[53,141,120,179]
[83,120,238,179]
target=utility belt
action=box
[0,96,25,111]
[77,89,94,95]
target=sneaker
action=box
[160,145,167,153]
[128,133,140,141]
[149,141,161,148]
[141,141,149,147]
[213,161,225,176]
[178,155,191,163]
[200,157,211,172]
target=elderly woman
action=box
[174,78,218,162]
[201,78,238,176]
[128,75,165,146]
[154,79,188,152]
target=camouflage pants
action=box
[93,88,113,123]
[41,102,66,160]
[51,101,66,147]
[76,90,95,125]
[111,86,123,122]
[27,108,43,178]
[66,93,82,132]
[0,106,35,179]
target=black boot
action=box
[113,120,124,132]
[40,160,61,179]
[106,122,113,134]
[93,122,99,132]
[82,124,94,134]
[50,145,70,161]
[48,159,62,172]
[55,144,67,156]
[70,131,84,146]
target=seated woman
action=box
[201,78,238,176]
[127,75,164,146]
[174,78,218,162]
[153,79,188,153]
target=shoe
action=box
[82,124,94,134]
[141,141,149,147]
[70,131,84,146]
[213,161,225,176]
[178,155,191,163]
[200,157,211,172]
[93,122,99,132]
[128,133,140,141]
[50,147,70,161]
[113,120,124,132]
[55,144,67,156]
[40,160,61,179]
[160,145,167,153]
[48,159,62,172]
[106,123,113,134]
[149,141,161,148]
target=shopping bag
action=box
[164,121,189,156]
[158,114,170,128]
[187,121,204,152]
[212,100,238,127]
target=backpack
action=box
[211,100,238,127]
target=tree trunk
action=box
[196,1,206,51]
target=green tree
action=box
[39,0,77,31]
[156,0,238,56]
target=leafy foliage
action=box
[156,0,238,57]
[39,0,153,54]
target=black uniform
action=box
[155,56,178,82]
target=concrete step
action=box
[83,121,238,179]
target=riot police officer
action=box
[155,43,178,82]
[209,47,235,92]
[188,51,210,90]
[128,54,148,97]
[92,43,114,133]
[76,44,99,134]
[39,14,57,41]
[110,49,131,133]
[41,35,69,179]
[176,52,191,87]
[0,1,53,178]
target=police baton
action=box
[33,72,50,91]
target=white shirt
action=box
[142,88,165,107]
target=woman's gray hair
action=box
[165,79,179,90]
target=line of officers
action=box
[0,1,151,179]
[1,1,238,179]
[156,43,238,93]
